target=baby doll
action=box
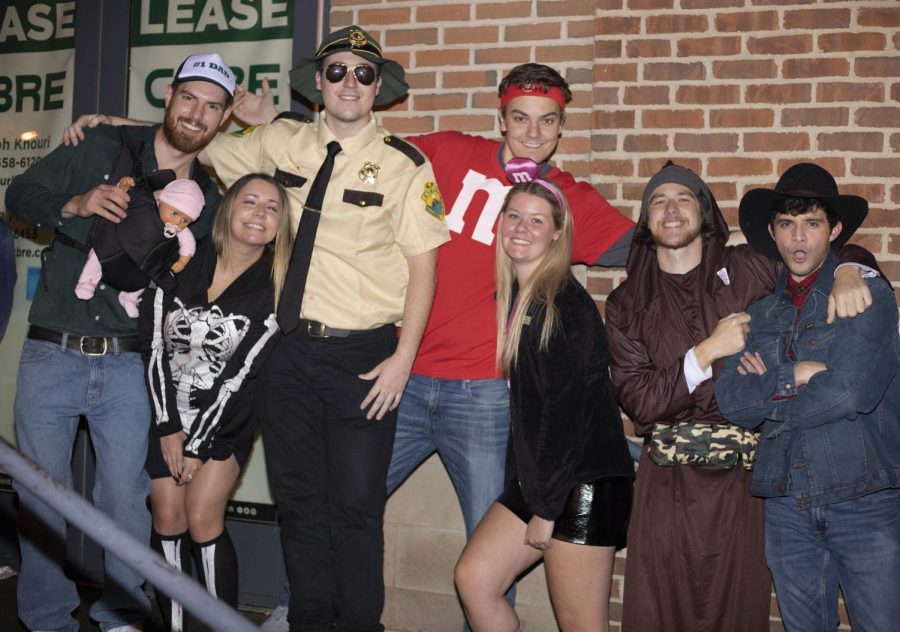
[75,177,203,317]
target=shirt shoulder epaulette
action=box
[273,111,312,124]
[383,135,425,167]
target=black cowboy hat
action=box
[738,163,868,260]
[289,25,408,107]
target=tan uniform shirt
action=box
[208,114,449,330]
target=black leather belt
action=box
[297,319,388,339]
[28,325,140,356]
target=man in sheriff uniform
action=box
[204,26,449,632]
[6,53,233,632]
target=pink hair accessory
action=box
[504,158,566,210]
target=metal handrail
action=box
[0,437,259,632]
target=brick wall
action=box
[328,1,900,630]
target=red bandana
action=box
[786,269,821,312]
[500,84,566,110]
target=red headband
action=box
[499,84,566,110]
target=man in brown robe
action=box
[605,162,877,631]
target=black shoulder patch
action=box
[274,111,312,123]
[383,135,425,167]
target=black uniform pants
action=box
[260,325,398,632]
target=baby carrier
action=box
[90,129,179,293]
[51,127,208,294]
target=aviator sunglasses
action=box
[323,62,377,86]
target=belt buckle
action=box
[307,321,330,338]
[79,336,108,357]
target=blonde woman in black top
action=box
[455,173,633,632]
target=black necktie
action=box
[276,140,342,333]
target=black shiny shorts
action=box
[498,477,633,548]
[145,431,253,480]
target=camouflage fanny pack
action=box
[649,422,759,470]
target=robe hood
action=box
[623,162,730,312]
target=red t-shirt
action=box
[408,131,633,379]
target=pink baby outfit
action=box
[75,179,204,317]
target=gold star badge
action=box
[359,162,380,184]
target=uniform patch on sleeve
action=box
[230,125,260,138]
[420,181,444,220]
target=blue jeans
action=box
[387,375,513,631]
[13,337,152,632]
[765,489,900,632]
[387,375,510,538]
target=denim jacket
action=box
[715,252,900,508]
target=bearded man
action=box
[4,53,233,632]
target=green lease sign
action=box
[131,0,293,47]
[0,1,76,54]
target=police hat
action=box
[289,26,408,107]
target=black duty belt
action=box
[297,319,390,339]
[28,325,140,356]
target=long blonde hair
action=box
[210,173,294,309]
[495,181,573,373]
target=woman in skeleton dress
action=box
[138,174,293,630]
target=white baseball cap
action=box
[172,53,235,98]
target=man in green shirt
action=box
[5,53,233,632]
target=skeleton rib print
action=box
[147,287,279,457]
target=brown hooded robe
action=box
[606,165,775,632]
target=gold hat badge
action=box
[349,29,367,48]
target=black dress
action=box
[139,238,279,476]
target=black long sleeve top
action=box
[509,276,634,520]
[138,238,279,461]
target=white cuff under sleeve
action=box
[835,262,879,278]
[684,347,712,394]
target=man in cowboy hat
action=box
[205,25,449,632]
[716,162,900,632]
